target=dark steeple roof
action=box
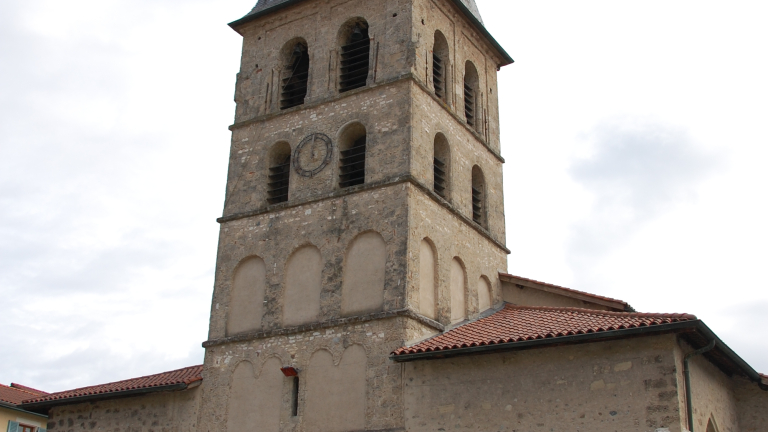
[242,0,484,24]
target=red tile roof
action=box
[393,304,696,356]
[500,273,629,308]
[0,384,45,406]
[22,365,203,405]
[10,383,48,396]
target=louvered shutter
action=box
[6,421,19,432]
[37,428,47,432]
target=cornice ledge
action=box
[217,175,510,254]
[203,308,444,348]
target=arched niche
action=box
[419,239,437,320]
[267,141,291,205]
[227,256,267,336]
[433,133,451,200]
[478,275,492,313]
[342,231,386,317]
[283,245,323,327]
[279,38,310,110]
[304,345,367,432]
[338,122,367,188]
[464,60,480,132]
[706,417,719,432]
[338,18,370,93]
[450,258,466,323]
[471,165,487,228]
[432,30,451,103]
[227,358,283,432]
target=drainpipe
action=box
[684,340,716,432]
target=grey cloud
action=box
[567,119,720,263]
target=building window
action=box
[267,142,291,204]
[339,20,370,93]
[471,165,486,227]
[433,31,450,103]
[464,61,480,131]
[339,123,367,188]
[433,133,450,199]
[280,41,310,110]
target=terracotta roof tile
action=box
[500,273,629,307]
[393,304,696,356]
[11,383,48,396]
[0,384,44,406]
[23,365,203,405]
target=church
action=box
[17,0,767,431]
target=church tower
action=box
[199,0,513,430]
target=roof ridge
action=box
[499,273,628,306]
[0,383,38,397]
[11,383,48,395]
[504,304,696,320]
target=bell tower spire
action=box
[198,0,513,430]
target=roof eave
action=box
[390,320,765,388]
[18,382,193,414]
[0,401,50,419]
[227,0,514,66]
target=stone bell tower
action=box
[197,0,513,430]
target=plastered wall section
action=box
[674,339,741,432]
[45,387,201,432]
[403,334,685,432]
[1,407,48,430]
[197,316,436,432]
[233,0,414,122]
[501,281,616,311]
[409,82,506,242]
[734,377,768,432]
[224,81,412,216]
[412,0,504,152]
[406,184,507,326]
[209,184,410,340]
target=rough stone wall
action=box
[676,340,741,432]
[233,0,413,123]
[403,334,685,432]
[412,0,504,152]
[406,184,506,326]
[225,81,412,217]
[197,316,436,432]
[409,82,506,243]
[209,185,410,340]
[734,377,768,432]
[46,387,201,432]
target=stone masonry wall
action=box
[734,377,768,432]
[412,0,505,152]
[233,0,414,123]
[409,82,506,243]
[209,184,410,341]
[406,183,507,326]
[403,334,685,432]
[197,316,437,432]
[46,386,201,432]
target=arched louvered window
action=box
[267,142,291,204]
[339,123,367,188]
[433,133,450,199]
[433,31,450,103]
[471,165,486,227]
[339,20,370,93]
[464,61,480,131]
[280,41,310,110]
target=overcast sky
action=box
[1,0,766,392]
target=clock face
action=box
[294,133,333,177]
